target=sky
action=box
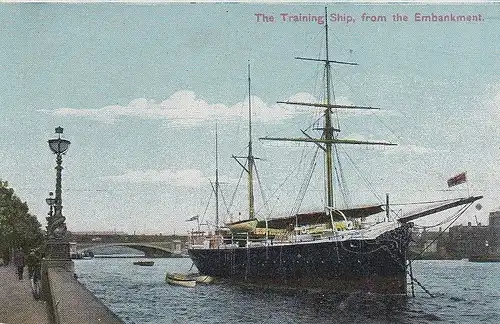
[0,1,499,234]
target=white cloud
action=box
[38,90,377,126]
[38,90,305,126]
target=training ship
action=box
[187,8,482,294]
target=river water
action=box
[74,258,500,323]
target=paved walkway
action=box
[0,265,50,324]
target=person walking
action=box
[27,249,42,299]
[2,247,11,266]
[13,248,26,280]
[26,250,37,279]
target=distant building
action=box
[410,228,448,259]
[447,222,489,258]
[488,211,500,253]
[411,210,500,259]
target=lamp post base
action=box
[45,240,71,260]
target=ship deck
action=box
[190,220,403,250]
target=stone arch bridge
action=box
[75,241,184,258]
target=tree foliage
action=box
[0,180,44,253]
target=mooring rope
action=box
[409,203,470,267]
[382,232,435,298]
[410,276,435,298]
[401,202,474,298]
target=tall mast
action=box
[259,6,397,213]
[247,63,255,220]
[215,123,220,231]
[231,64,258,220]
[323,6,334,209]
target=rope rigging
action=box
[255,145,311,219]
[254,164,269,217]
[410,202,472,265]
[333,144,352,208]
[198,185,214,226]
[402,201,474,298]
[218,182,232,223]
[291,146,320,216]
[338,144,385,203]
[227,164,246,221]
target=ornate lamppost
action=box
[45,192,55,220]
[46,126,71,259]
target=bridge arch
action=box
[76,242,179,258]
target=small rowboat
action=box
[165,273,196,288]
[133,261,154,266]
[186,273,213,284]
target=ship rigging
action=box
[187,7,482,295]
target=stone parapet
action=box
[45,265,123,324]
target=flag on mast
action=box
[186,215,199,222]
[447,172,467,187]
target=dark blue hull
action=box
[188,223,412,294]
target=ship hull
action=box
[188,223,412,294]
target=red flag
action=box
[447,172,467,187]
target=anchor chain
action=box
[384,235,435,298]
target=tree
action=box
[0,180,44,254]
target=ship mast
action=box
[324,6,334,208]
[260,7,396,212]
[247,64,256,220]
[215,123,220,231]
[232,63,256,220]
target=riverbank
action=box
[0,264,50,323]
